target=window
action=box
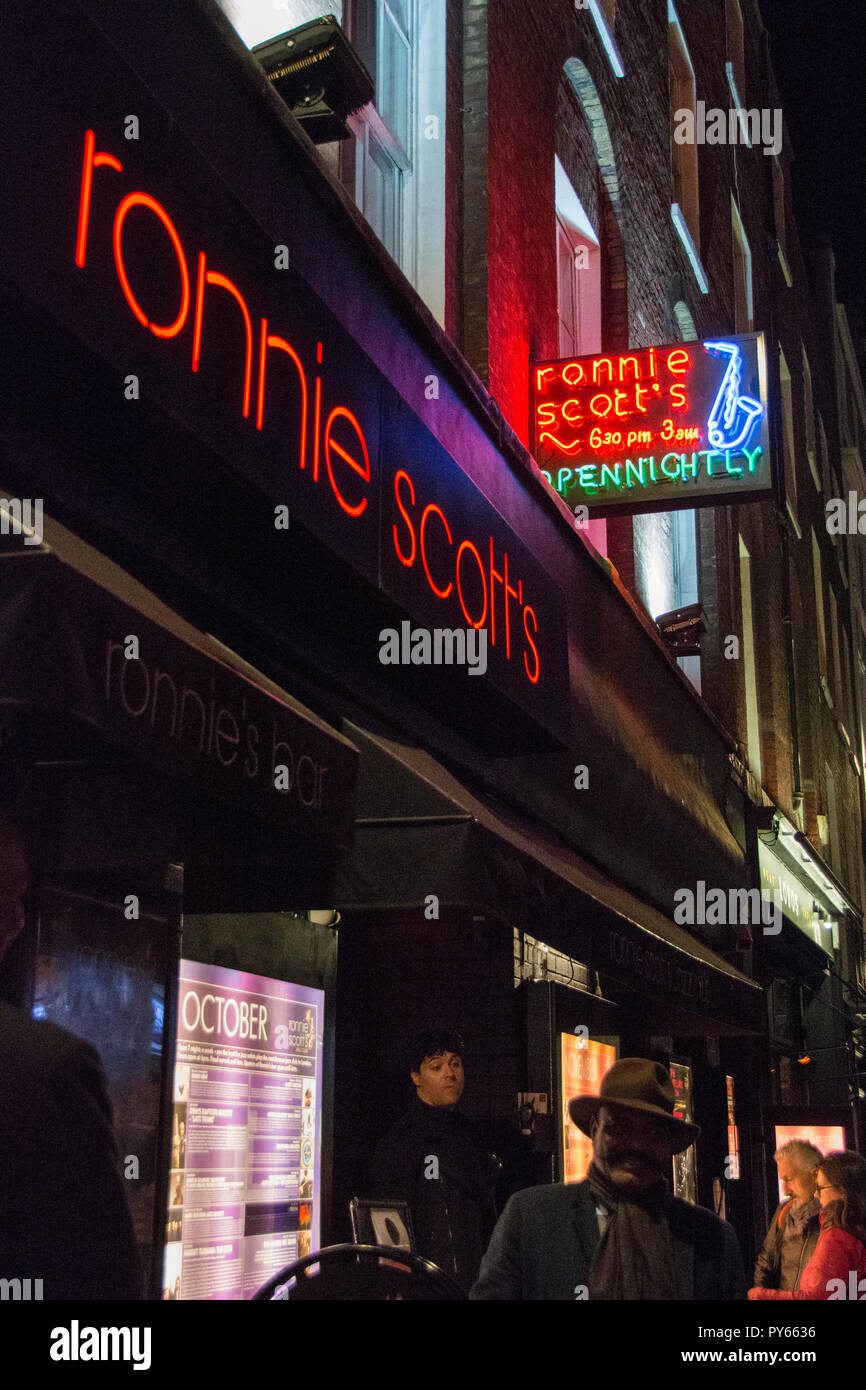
[668,4,700,257]
[802,348,819,489]
[344,0,446,323]
[220,1,446,323]
[812,528,829,689]
[554,157,601,358]
[739,535,762,781]
[772,159,793,287]
[219,0,343,48]
[587,1,625,78]
[725,0,746,103]
[779,347,799,535]
[731,198,753,332]
[673,510,700,691]
[824,762,841,880]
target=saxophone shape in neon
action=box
[703,340,764,452]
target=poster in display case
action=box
[163,959,324,1299]
[559,1034,617,1183]
[669,1061,697,1203]
[726,1075,740,1181]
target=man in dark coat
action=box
[471,1057,745,1300]
[0,810,140,1299]
[370,1029,498,1292]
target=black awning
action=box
[0,534,358,855]
[336,725,765,1034]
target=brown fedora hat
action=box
[568,1057,700,1155]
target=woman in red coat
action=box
[748,1151,866,1301]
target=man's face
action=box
[0,818,28,963]
[778,1158,816,1204]
[411,1051,464,1108]
[590,1104,673,1192]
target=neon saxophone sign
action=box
[703,341,763,452]
[532,334,769,513]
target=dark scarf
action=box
[587,1162,679,1300]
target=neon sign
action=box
[533,334,770,515]
[56,121,566,727]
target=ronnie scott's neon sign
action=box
[71,130,553,697]
[532,334,770,515]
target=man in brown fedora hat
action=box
[470,1058,745,1300]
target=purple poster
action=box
[162,960,323,1300]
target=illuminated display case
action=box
[669,1060,697,1203]
[559,1034,618,1184]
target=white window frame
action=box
[731,197,753,333]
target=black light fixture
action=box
[253,16,374,143]
[655,601,707,654]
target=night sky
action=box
[760,0,866,343]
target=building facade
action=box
[1,0,863,1298]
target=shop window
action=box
[668,4,700,260]
[779,347,800,536]
[731,197,753,333]
[554,157,601,359]
[739,534,762,781]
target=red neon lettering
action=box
[420,504,453,598]
[523,603,540,684]
[393,470,416,567]
[589,394,613,417]
[255,318,308,472]
[670,383,688,410]
[666,349,691,375]
[313,342,323,481]
[562,362,585,387]
[536,367,556,391]
[113,193,190,338]
[592,358,614,385]
[456,541,488,630]
[537,401,558,428]
[324,407,369,517]
[540,431,584,455]
[191,254,253,417]
[490,542,518,657]
[561,400,583,424]
[75,130,122,268]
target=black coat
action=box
[0,1002,141,1299]
[470,1178,747,1300]
[370,1096,497,1292]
